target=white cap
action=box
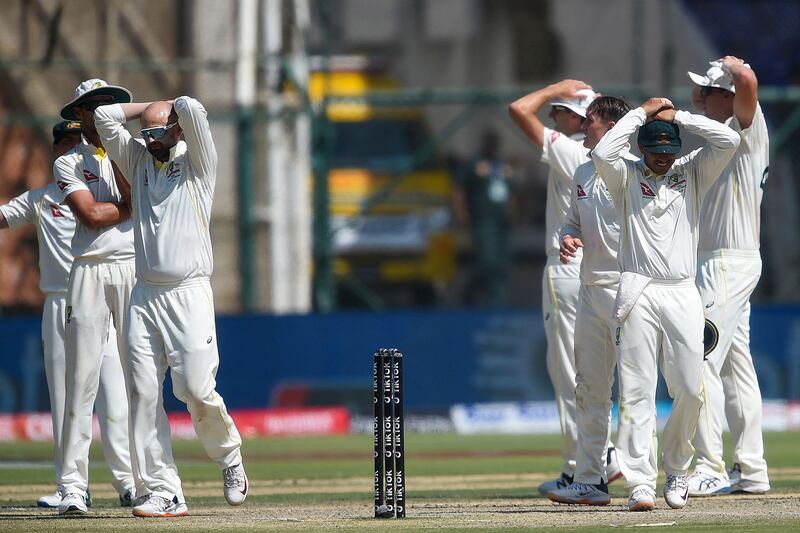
[687,61,749,94]
[60,78,132,120]
[550,89,597,118]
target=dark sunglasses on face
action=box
[140,122,178,141]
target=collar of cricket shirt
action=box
[154,140,185,170]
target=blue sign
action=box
[1,307,799,413]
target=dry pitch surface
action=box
[2,474,799,532]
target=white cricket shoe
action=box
[664,474,689,509]
[628,485,656,511]
[547,481,610,505]
[37,490,62,508]
[606,446,623,484]
[132,494,188,517]
[687,471,731,496]
[223,463,249,505]
[537,472,572,496]
[58,493,88,516]
[728,463,770,494]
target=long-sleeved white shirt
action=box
[95,96,217,284]
[0,184,75,293]
[560,151,638,287]
[699,103,769,251]
[541,127,590,258]
[54,139,135,262]
[592,108,740,280]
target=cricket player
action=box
[54,79,139,516]
[95,96,247,517]
[686,57,770,496]
[592,98,740,510]
[0,121,134,509]
[509,80,620,494]
[545,96,634,505]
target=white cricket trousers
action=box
[694,249,767,484]
[126,277,242,500]
[43,293,133,495]
[573,284,618,485]
[616,279,705,491]
[59,259,136,497]
[542,256,580,476]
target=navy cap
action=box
[638,120,681,155]
[52,120,82,142]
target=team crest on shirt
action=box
[576,184,588,199]
[49,204,65,218]
[639,181,656,198]
[667,174,687,192]
[166,162,181,182]
[549,131,561,144]
[82,169,100,182]
[56,180,69,191]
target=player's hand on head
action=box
[551,79,592,99]
[721,55,745,68]
[641,97,674,116]
[653,108,677,122]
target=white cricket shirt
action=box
[698,103,769,251]
[0,184,75,294]
[53,139,135,261]
[95,97,216,283]
[541,127,590,258]
[592,108,740,280]
[560,152,638,287]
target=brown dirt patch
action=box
[1,475,799,531]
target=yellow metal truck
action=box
[309,59,456,307]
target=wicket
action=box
[373,348,405,518]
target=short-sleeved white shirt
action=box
[53,140,134,262]
[95,97,216,283]
[541,127,590,258]
[698,103,769,251]
[0,184,75,293]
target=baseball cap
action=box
[60,78,132,121]
[637,120,681,155]
[550,89,597,118]
[52,120,82,142]
[687,61,747,94]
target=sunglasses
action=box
[140,122,178,141]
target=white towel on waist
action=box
[614,271,653,323]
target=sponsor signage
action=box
[0,406,350,442]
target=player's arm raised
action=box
[174,96,217,179]
[675,110,740,196]
[508,79,591,148]
[95,102,151,182]
[591,101,669,203]
[721,55,758,129]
